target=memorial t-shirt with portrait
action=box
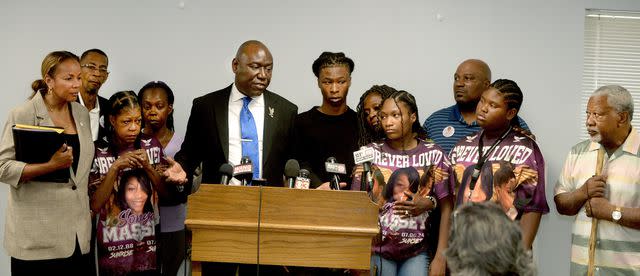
[352,139,453,260]
[89,134,165,275]
[449,130,549,218]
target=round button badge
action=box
[442,126,455,137]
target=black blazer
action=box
[175,85,298,187]
[97,95,109,141]
[76,94,110,142]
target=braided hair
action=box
[311,52,354,77]
[105,91,142,153]
[386,90,428,142]
[489,79,534,139]
[356,85,397,146]
[138,80,175,131]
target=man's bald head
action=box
[232,40,273,97]
[460,59,491,81]
[235,40,270,59]
[453,59,492,106]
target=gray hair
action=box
[592,85,634,121]
[445,202,536,276]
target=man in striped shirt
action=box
[555,85,640,275]
[422,59,528,154]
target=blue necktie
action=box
[240,97,260,181]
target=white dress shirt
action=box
[78,94,101,141]
[228,83,264,185]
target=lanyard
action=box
[467,126,512,201]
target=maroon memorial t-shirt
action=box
[352,139,453,260]
[89,134,165,275]
[450,130,549,219]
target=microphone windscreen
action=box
[219,163,234,175]
[284,159,300,178]
[299,169,310,178]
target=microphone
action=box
[294,169,310,189]
[325,157,346,190]
[219,163,234,185]
[353,146,375,192]
[284,159,300,188]
[234,156,254,186]
[467,164,482,200]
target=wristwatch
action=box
[612,206,622,222]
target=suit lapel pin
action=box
[268,107,275,118]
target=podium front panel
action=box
[186,185,379,270]
[186,185,261,264]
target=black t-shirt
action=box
[294,107,359,188]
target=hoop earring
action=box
[47,87,53,94]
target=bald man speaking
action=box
[174,41,298,274]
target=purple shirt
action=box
[162,133,183,160]
[159,133,186,233]
[89,134,166,275]
[352,139,453,260]
[450,130,549,217]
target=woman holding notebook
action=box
[0,51,94,275]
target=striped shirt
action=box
[555,127,640,275]
[423,104,529,154]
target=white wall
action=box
[1,0,639,275]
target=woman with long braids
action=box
[356,84,397,147]
[89,91,186,275]
[352,90,452,276]
[449,79,549,250]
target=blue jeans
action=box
[370,252,429,276]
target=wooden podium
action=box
[185,184,379,275]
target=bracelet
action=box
[425,195,437,209]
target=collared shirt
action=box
[423,104,529,154]
[78,94,101,141]
[228,83,265,185]
[555,127,640,275]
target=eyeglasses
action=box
[81,64,109,74]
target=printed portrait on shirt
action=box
[455,160,536,220]
[456,163,494,204]
[371,164,445,204]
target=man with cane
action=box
[555,85,640,275]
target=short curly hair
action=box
[446,201,536,276]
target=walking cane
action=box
[587,147,605,276]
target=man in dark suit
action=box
[173,40,296,275]
[176,40,297,188]
[77,49,110,142]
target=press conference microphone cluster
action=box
[284,159,300,188]
[325,157,346,190]
[234,156,254,186]
[353,146,375,192]
[218,163,234,185]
